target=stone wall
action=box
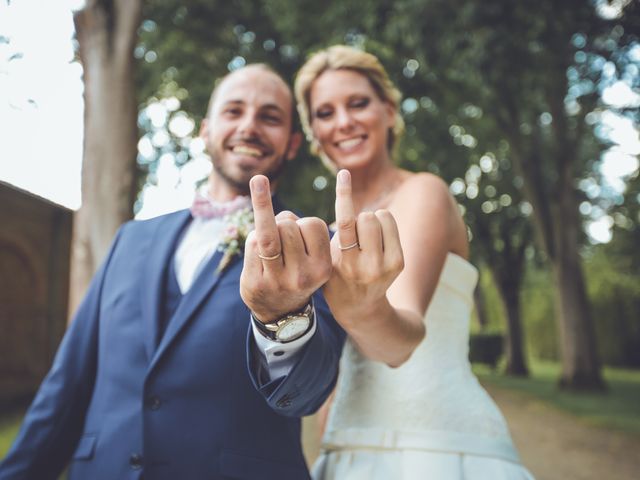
[0,181,72,408]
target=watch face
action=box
[276,316,311,342]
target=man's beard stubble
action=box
[210,153,288,196]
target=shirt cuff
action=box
[250,309,317,380]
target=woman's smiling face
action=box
[309,69,396,170]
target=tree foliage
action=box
[131,0,639,385]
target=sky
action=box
[0,0,201,219]
[1,1,638,241]
[1,0,83,210]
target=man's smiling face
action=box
[201,66,300,195]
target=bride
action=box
[295,45,534,479]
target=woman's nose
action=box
[335,108,355,130]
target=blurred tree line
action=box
[71,0,639,391]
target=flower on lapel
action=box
[215,207,255,273]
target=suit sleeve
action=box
[0,225,126,480]
[246,290,346,417]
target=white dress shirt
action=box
[174,216,315,380]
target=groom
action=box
[0,64,345,480]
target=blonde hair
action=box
[294,45,404,169]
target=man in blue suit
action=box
[0,64,345,480]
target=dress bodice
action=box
[323,253,520,462]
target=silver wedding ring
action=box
[339,241,360,251]
[258,251,282,261]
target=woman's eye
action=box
[315,109,332,119]
[350,97,370,109]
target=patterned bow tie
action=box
[190,192,252,219]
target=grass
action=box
[474,360,640,436]
[0,409,69,479]
[0,409,24,460]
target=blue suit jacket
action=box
[0,207,345,480]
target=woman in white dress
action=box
[294,45,535,479]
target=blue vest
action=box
[157,256,183,346]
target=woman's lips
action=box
[335,136,366,151]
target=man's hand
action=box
[240,175,332,323]
[323,169,404,326]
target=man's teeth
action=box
[338,138,364,149]
[232,145,262,157]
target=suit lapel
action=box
[148,249,237,373]
[141,210,192,363]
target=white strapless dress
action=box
[312,253,535,479]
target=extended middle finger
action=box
[250,175,282,265]
[335,170,359,254]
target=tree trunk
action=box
[500,113,605,390]
[527,183,604,389]
[551,204,604,389]
[473,282,489,329]
[497,278,529,377]
[68,0,142,318]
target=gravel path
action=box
[487,385,640,480]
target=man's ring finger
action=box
[258,251,282,261]
[339,241,360,251]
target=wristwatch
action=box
[252,302,314,343]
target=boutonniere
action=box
[215,206,255,274]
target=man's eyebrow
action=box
[220,99,245,107]
[218,100,286,114]
[261,103,286,114]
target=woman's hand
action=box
[323,170,405,327]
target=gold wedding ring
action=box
[339,241,360,251]
[258,251,282,261]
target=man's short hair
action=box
[206,64,299,132]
